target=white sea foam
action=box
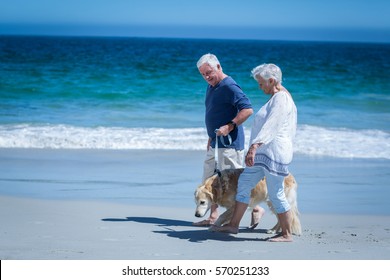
[294,125,390,159]
[0,124,389,159]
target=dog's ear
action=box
[211,179,220,189]
[199,184,213,201]
[204,174,218,190]
[195,185,213,201]
[211,185,220,200]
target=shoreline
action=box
[0,148,390,259]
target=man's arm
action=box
[217,108,253,136]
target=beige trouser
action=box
[202,148,245,182]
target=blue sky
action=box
[1,0,389,42]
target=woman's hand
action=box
[245,143,260,167]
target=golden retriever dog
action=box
[194,168,301,235]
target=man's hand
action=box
[216,125,231,136]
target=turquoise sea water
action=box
[1,35,390,158]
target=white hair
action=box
[197,53,220,70]
[251,63,282,84]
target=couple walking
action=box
[194,54,297,242]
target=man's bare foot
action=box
[192,219,215,227]
[268,234,293,242]
[209,224,239,234]
[249,206,265,229]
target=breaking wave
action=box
[0,124,389,159]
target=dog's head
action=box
[194,174,217,218]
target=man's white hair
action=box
[197,53,220,70]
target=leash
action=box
[214,129,232,177]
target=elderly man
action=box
[194,53,262,226]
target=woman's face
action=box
[257,76,273,94]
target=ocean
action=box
[1,35,390,159]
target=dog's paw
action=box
[248,223,259,230]
[192,219,214,227]
[209,225,239,234]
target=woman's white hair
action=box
[251,63,282,84]
[197,53,220,70]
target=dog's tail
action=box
[290,205,302,236]
[287,186,302,236]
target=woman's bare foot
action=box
[209,224,239,234]
[268,234,293,242]
[249,206,265,229]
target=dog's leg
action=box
[267,221,281,234]
[266,200,280,234]
[213,207,234,227]
[267,210,301,235]
[268,209,301,236]
[248,206,265,229]
[267,213,281,234]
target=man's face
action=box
[198,63,221,87]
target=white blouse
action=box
[250,90,297,176]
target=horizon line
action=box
[1,23,390,44]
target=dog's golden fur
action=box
[194,168,301,235]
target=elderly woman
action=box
[212,63,297,242]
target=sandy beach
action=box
[1,148,390,260]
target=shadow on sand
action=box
[102,216,270,243]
